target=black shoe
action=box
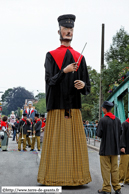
[30,149,34,151]
[18,149,21,151]
[38,150,40,151]
[124,182,129,185]
[2,150,8,151]
[28,145,31,148]
[115,190,121,194]
[98,190,111,194]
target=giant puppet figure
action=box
[37,14,92,186]
[23,101,37,121]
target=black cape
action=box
[18,120,31,135]
[32,120,42,137]
[97,116,122,156]
[120,121,129,154]
[45,46,90,111]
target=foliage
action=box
[34,98,46,114]
[102,27,129,117]
[1,88,13,102]
[81,103,93,121]
[17,107,23,118]
[102,61,127,99]
[105,27,129,64]
[118,67,129,83]
[81,66,100,121]
[2,87,34,115]
[35,93,46,100]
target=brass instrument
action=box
[32,122,36,138]
[20,122,25,140]
[40,127,45,132]
[28,130,32,139]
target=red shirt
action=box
[1,121,8,128]
[41,119,46,128]
[0,121,2,130]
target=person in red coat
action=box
[1,116,9,151]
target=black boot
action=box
[115,190,122,194]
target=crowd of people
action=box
[0,101,46,152]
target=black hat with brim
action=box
[57,14,76,28]
[23,113,27,116]
[35,113,39,117]
[102,101,114,111]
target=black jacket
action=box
[45,48,90,111]
[13,121,19,133]
[18,120,31,135]
[97,116,122,156]
[120,121,129,155]
[33,120,42,137]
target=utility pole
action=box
[99,24,105,119]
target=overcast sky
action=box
[0,0,129,97]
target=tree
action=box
[105,27,129,64]
[102,28,129,99]
[35,93,46,100]
[1,88,12,102]
[34,98,46,114]
[101,27,129,117]
[2,87,34,115]
[81,66,100,121]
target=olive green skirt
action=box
[37,109,91,186]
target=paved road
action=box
[0,138,128,194]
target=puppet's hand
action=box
[74,80,85,90]
[63,63,78,73]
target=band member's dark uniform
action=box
[18,113,31,151]
[12,116,20,143]
[30,113,41,151]
[37,14,91,186]
[0,117,2,148]
[119,118,129,186]
[97,101,122,194]
[40,114,46,143]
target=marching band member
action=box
[97,101,122,194]
[119,118,129,186]
[23,101,37,121]
[37,14,91,186]
[18,113,31,151]
[26,118,32,148]
[0,117,2,148]
[12,116,20,142]
[40,114,46,144]
[30,113,41,151]
[16,117,20,144]
[1,116,9,151]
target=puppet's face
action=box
[28,103,32,109]
[59,26,73,41]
